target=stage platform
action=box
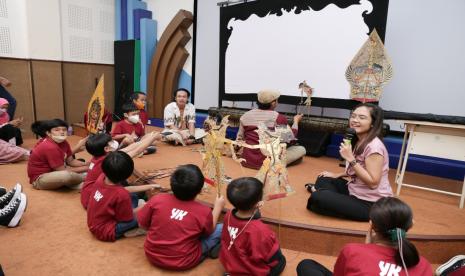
[0,132,463,275]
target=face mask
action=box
[134,101,145,110]
[0,108,6,115]
[109,140,119,151]
[51,134,67,143]
[128,114,140,124]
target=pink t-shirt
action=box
[346,137,393,202]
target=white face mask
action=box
[108,140,119,151]
[51,134,67,143]
[128,114,140,124]
[0,108,6,115]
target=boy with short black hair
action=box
[81,132,160,209]
[220,177,286,275]
[112,103,144,146]
[131,92,148,125]
[86,151,144,241]
[137,164,225,270]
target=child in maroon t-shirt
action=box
[81,133,160,209]
[137,164,225,270]
[86,151,146,242]
[220,177,286,276]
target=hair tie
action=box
[387,228,406,242]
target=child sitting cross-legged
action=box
[86,151,145,241]
[220,177,286,275]
[81,132,161,209]
[137,164,225,270]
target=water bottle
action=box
[67,126,73,136]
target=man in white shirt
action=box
[163,88,205,146]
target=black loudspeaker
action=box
[114,40,135,119]
[297,130,332,157]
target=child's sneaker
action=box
[0,193,27,227]
[436,255,465,276]
[123,227,147,238]
[0,183,22,209]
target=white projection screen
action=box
[219,0,389,108]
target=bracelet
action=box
[349,159,357,167]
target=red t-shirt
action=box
[86,175,134,242]
[27,137,72,183]
[139,109,148,125]
[80,155,106,209]
[219,210,281,275]
[137,193,214,270]
[111,120,145,140]
[239,110,297,169]
[333,243,432,276]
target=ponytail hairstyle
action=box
[369,197,420,271]
[31,119,69,138]
[351,103,384,156]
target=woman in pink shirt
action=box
[305,103,393,221]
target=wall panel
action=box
[31,60,65,120]
[62,62,114,124]
[0,58,34,137]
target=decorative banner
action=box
[345,29,393,102]
[86,75,105,134]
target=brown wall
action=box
[0,59,34,137]
[62,63,114,125]
[0,57,114,136]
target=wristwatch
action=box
[349,159,357,167]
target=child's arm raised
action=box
[211,195,225,228]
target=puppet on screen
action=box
[345,29,393,102]
[86,75,105,134]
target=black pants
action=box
[0,124,23,145]
[306,177,373,221]
[269,248,286,276]
[297,259,332,276]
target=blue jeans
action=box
[201,223,223,256]
[114,193,139,239]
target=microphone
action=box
[343,128,356,146]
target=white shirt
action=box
[163,102,196,129]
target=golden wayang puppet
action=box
[239,123,294,200]
[345,29,393,102]
[86,75,105,134]
[201,115,244,196]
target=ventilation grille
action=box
[0,26,11,54]
[69,35,93,60]
[68,4,92,31]
[99,11,113,33]
[0,0,7,18]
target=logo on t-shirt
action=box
[379,261,402,276]
[228,226,238,239]
[94,190,103,202]
[170,208,188,221]
[89,162,95,170]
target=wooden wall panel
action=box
[0,58,35,137]
[31,60,64,120]
[62,63,114,124]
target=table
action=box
[395,120,465,208]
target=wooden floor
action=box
[0,133,463,275]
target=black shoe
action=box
[144,146,157,155]
[0,186,6,197]
[0,183,22,209]
[0,193,27,227]
[304,183,316,193]
[436,255,465,276]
